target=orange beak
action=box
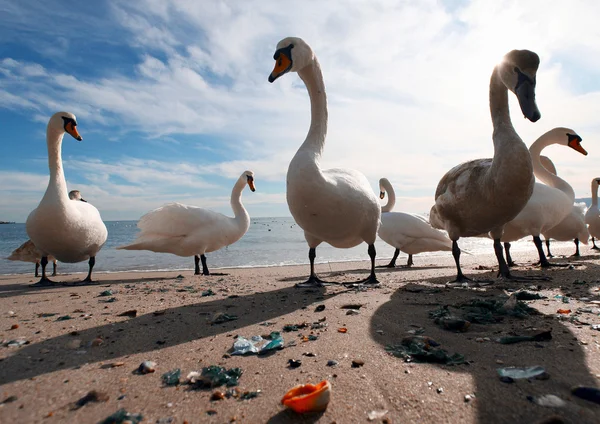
[268,52,292,83]
[379,191,385,200]
[569,139,587,156]
[65,122,82,141]
[248,179,256,192]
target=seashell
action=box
[281,380,331,413]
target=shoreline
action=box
[1,244,599,423]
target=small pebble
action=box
[90,338,103,347]
[288,359,302,369]
[464,394,474,402]
[10,324,19,330]
[138,360,156,374]
[351,359,365,368]
[436,387,444,394]
[327,360,338,367]
[314,305,325,312]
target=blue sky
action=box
[1,0,600,221]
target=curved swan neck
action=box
[592,181,598,206]
[489,67,514,131]
[230,178,249,223]
[529,133,575,201]
[381,179,396,213]
[487,66,532,190]
[297,59,328,157]
[45,126,68,200]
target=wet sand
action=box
[0,244,599,424]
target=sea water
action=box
[0,217,570,276]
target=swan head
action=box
[593,178,600,188]
[550,127,587,156]
[68,190,87,202]
[268,37,314,83]
[378,178,389,199]
[499,50,541,122]
[49,111,82,141]
[243,170,256,192]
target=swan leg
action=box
[496,239,549,281]
[406,254,414,268]
[194,255,201,275]
[504,242,516,267]
[572,238,581,257]
[52,260,57,277]
[35,261,40,278]
[296,247,332,288]
[200,254,210,276]
[82,256,96,282]
[447,240,473,283]
[592,237,600,251]
[545,239,553,258]
[30,256,55,286]
[383,249,399,268]
[358,244,380,285]
[533,236,568,268]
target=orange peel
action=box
[281,380,331,413]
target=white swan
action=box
[9,190,88,277]
[268,37,381,287]
[378,178,451,267]
[584,178,600,250]
[538,156,589,258]
[429,50,541,282]
[26,113,107,285]
[117,171,255,275]
[501,128,587,267]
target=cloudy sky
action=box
[1,0,599,222]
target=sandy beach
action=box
[0,245,599,424]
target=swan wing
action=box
[135,203,227,239]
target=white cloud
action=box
[2,0,600,222]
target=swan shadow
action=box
[370,264,600,423]
[0,285,338,386]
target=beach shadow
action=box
[266,410,325,423]
[370,264,600,424]
[0,276,174,299]
[0,285,338,386]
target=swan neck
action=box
[46,127,68,199]
[230,178,249,223]
[381,180,396,213]
[529,134,575,201]
[592,181,598,206]
[489,67,514,131]
[297,60,327,156]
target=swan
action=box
[429,49,541,282]
[268,37,381,287]
[501,128,587,267]
[9,190,88,277]
[8,241,57,278]
[538,155,589,258]
[26,113,107,286]
[378,178,451,267]
[117,171,256,275]
[584,178,600,250]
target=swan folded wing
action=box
[8,240,42,262]
[136,203,225,238]
[382,213,451,247]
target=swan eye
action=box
[566,133,582,143]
